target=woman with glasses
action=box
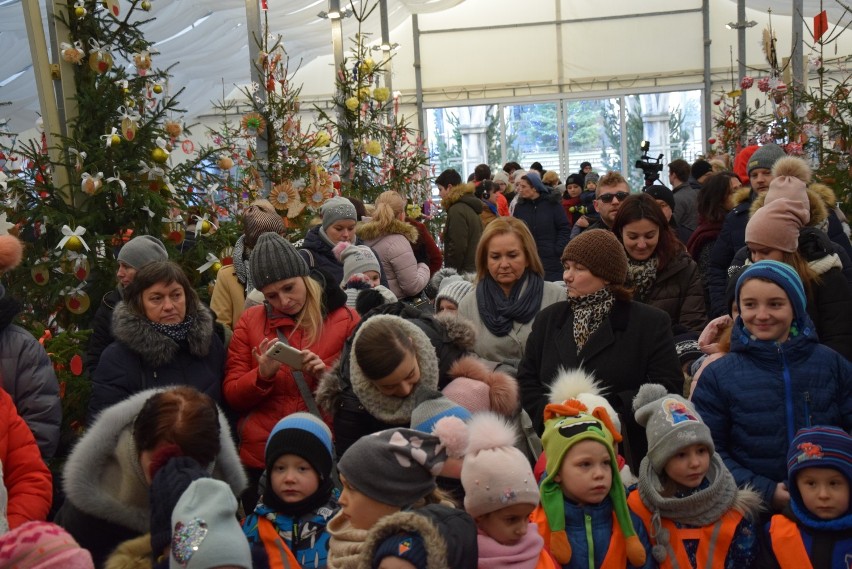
[612,193,707,333]
[512,171,571,281]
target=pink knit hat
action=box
[0,522,94,568]
[442,356,519,417]
[764,156,812,220]
[745,198,809,253]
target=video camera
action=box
[635,140,664,187]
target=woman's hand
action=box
[771,482,790,511]
[253,337,282,380]
[301,350,327,377]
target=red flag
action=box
[261,0,268,10]
[814,10,828,41]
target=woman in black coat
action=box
[517,229,682,472]
[88,261,225,421]
[512,171,571,281]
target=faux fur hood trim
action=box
[447,355,518,416]
[104,534,153,569]
[731,486,765,521]
[749,187,829,227]
[357,510,448,569]
[111,301,214,367]
[349,315,440,424]
[731,186,753,207]
[357,218,418,244]
[442,183,476,208]
[62,387,247,533]
[434,312,477,350]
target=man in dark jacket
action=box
[569,171,630,238]
[706,143,785,316]
[668,158,699,239]
[436,168,482,273]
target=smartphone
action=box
[265,341,304,369]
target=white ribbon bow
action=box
[106,169,126,193]
[161,214,184,224]
[196,253,221,273]
[56,225,90,252]
[193,214,218,237]
[59,282,87,297]
[141,206,156,218]
[138,161,165,180]
[101,127,119,148]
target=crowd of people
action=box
[0,143,850,568]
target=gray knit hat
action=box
[747,143,786,175]
[339,243,381,285]
[584,172,600,188]
[435,276,473,309]
[321,196,357,231]
[338,428,447,507]
[633,384,714,474]
[117,235,168,269]
[250,232,309,290]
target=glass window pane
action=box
[565,98,621,180]
[426,105,501,179]
[503,102,560,174]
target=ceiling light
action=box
[726,20,757,30]
[318,8,352,19]
[372,42,400,52]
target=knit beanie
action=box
[321,196,357,231]
[461,413,540,518]
[539,399,645,567]
[643,184,676,211]
[410,390,472,436]
[0,522,94,569]
[117,235,168,269]
[764,156,813,214]
[632,384,714,474]
[150,456,210,559]
[372,532,428,569]
[584,172,600,188]
[442,356,519,417]
[565,173,585,188]
[337,428,448,508]
[690,159,713,180]
[170,478,251,569]
[560,229,628,285]
[745,198,809,253]
[250,232,309,290]
[264,412,334,479]
[334,241,381,286]
[492,171,510,186]
[787,426,852,523]
[747,143,786,175]
[672,332,702,368]
[736,260,810,332]
[242,199,286,249]
[435,276,473,309]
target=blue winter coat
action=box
[513,192,571,281]
[706,191,755,317]
[692,317,852,506]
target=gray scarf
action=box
[232,235,256,293]
[637,454,738,563]
[626,256,658,302]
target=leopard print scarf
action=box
[567,287,614,351]
[626,256,659,302]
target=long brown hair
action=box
[353,317,415,381]
[612,193,684,270]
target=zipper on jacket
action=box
[803,392,812,428]
[779,346,796,445]
[585,513,594,569]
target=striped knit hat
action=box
[735,260,810,336]
[787,426,852,523]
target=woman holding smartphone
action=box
[224,232,359,510]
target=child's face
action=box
[796,467,849,520]
[338,474,400,529]
[475,503,535,546]
[738,279,794,342]
[585,182,596,193]
[554,440,612,506]
[270,454,320,503]
[663,443,711,490]
[436,299,458,314]
[566,183,582,198]
[364,270,381,287]
[377,558,417,569]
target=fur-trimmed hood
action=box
[442,182,476,209]
[111,301,214,368]
[731,486,764,521]
[356,217,418,244]
[62,387,247,533]
[104,534,153,569]
[749,184,831,228]
[357,509,449,569]
[731,186,753,208]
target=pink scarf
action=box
[476,523,544,569]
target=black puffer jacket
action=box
[514,191,571,281]
[84,287,122,375]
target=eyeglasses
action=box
[597,191,629,203]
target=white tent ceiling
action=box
[0,0,849,134]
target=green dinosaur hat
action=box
[540,399,646,567]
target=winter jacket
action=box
[442,184,483,273]
[458,280,565,367]
[517,299,682,472]
[691,317,852,506]
[54,387,247,569]
[763,508,852,569]
[0,387,52,529]
[358,504,479,569]
[316,304,475,458]
[513,192,571,281]
[89,301,226,421]
[85,287,123,375]
[562,195,583,227]
[672,182,700,238]
[299,225,349,285]
[224,279,358,470]
[531,496,655,569]
[406,217,443,276]
[0,296,61,459]
[209,263,246,332]
[358,218,430,299]
[639,251,706,333]
[707,188,755,317]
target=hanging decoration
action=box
[56,225,90,252]
[87,39,113,74]
[60,41,85,65]
[81,172,104,195]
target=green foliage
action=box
[566,100,605,151]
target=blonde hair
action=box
[372,191,407,231]
[475,217,544,281]
[293,276,325,346]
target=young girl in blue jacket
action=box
[692,260,852,514]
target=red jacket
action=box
[406,217,443,276]
[0,388,52,528]
[224,304,359,469]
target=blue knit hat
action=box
[372,532,428,569]
[787,426,852,523]
[264,413,334,479]
[736,260,810,335]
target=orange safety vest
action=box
[530,504,629,569]
[257,516,302,569]
[768,515,813,569]
[627,492,742,569]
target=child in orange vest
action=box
[531,398,653,568]
[629,384,761,569]
[763,426,852,569]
